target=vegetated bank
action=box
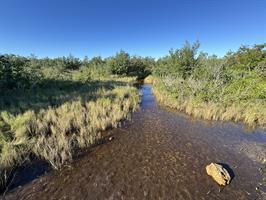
[0,52,153,190]
[147,42,266,128]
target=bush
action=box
[151,42,266,128]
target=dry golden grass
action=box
[0,81,140,188]
[152,80,266,129]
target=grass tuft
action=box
[0,79,140,189]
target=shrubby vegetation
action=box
[107,51,154,79]
[150,42,266,128]
[0,52,153,91]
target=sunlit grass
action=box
[0,78,140,188]
[150,76,266,129]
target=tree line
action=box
[1,42,265,93]
[0,51,155,91]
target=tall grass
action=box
[0,79,140,189]
[149,76,266,129]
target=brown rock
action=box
[206,163,231,186]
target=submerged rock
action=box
[206,163,231,186]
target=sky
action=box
[0,0,265,59]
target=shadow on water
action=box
[6,160,50,192]
[218,163,236,182]
[0,160,51,197]
[1,127,120,195]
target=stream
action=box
[4,84,266,200]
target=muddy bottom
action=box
[3,85,266,200]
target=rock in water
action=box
[206,163,231,186]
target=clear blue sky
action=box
[0,0,265,58]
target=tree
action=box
[153,41,201,78]
[89,56,105,67]
[0,55,32,90]
[225,44,266,72]
[107,50,131,75]
[63,54,81,70]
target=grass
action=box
[148,76,266,129]
[0,78,140,189]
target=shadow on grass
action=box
[0,79,129,115]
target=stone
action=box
[206,163,231,186]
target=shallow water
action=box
[4,84,266,200]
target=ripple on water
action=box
[4,84,266,200]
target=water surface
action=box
[5,84,266,200]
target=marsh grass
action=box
[0,78,140,190]
[150,76,266,129]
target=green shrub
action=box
[151,43,266,128]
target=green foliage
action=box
[0,55,31,90]
[225,44,266,71]
[223,72,266,102]
[62,54,82,70]
[128,56,153,79]
[154,41,200,78]
[151,42,266,128]
[107,50,131,75]
[0,51,152,93]
[107,50,152,79]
